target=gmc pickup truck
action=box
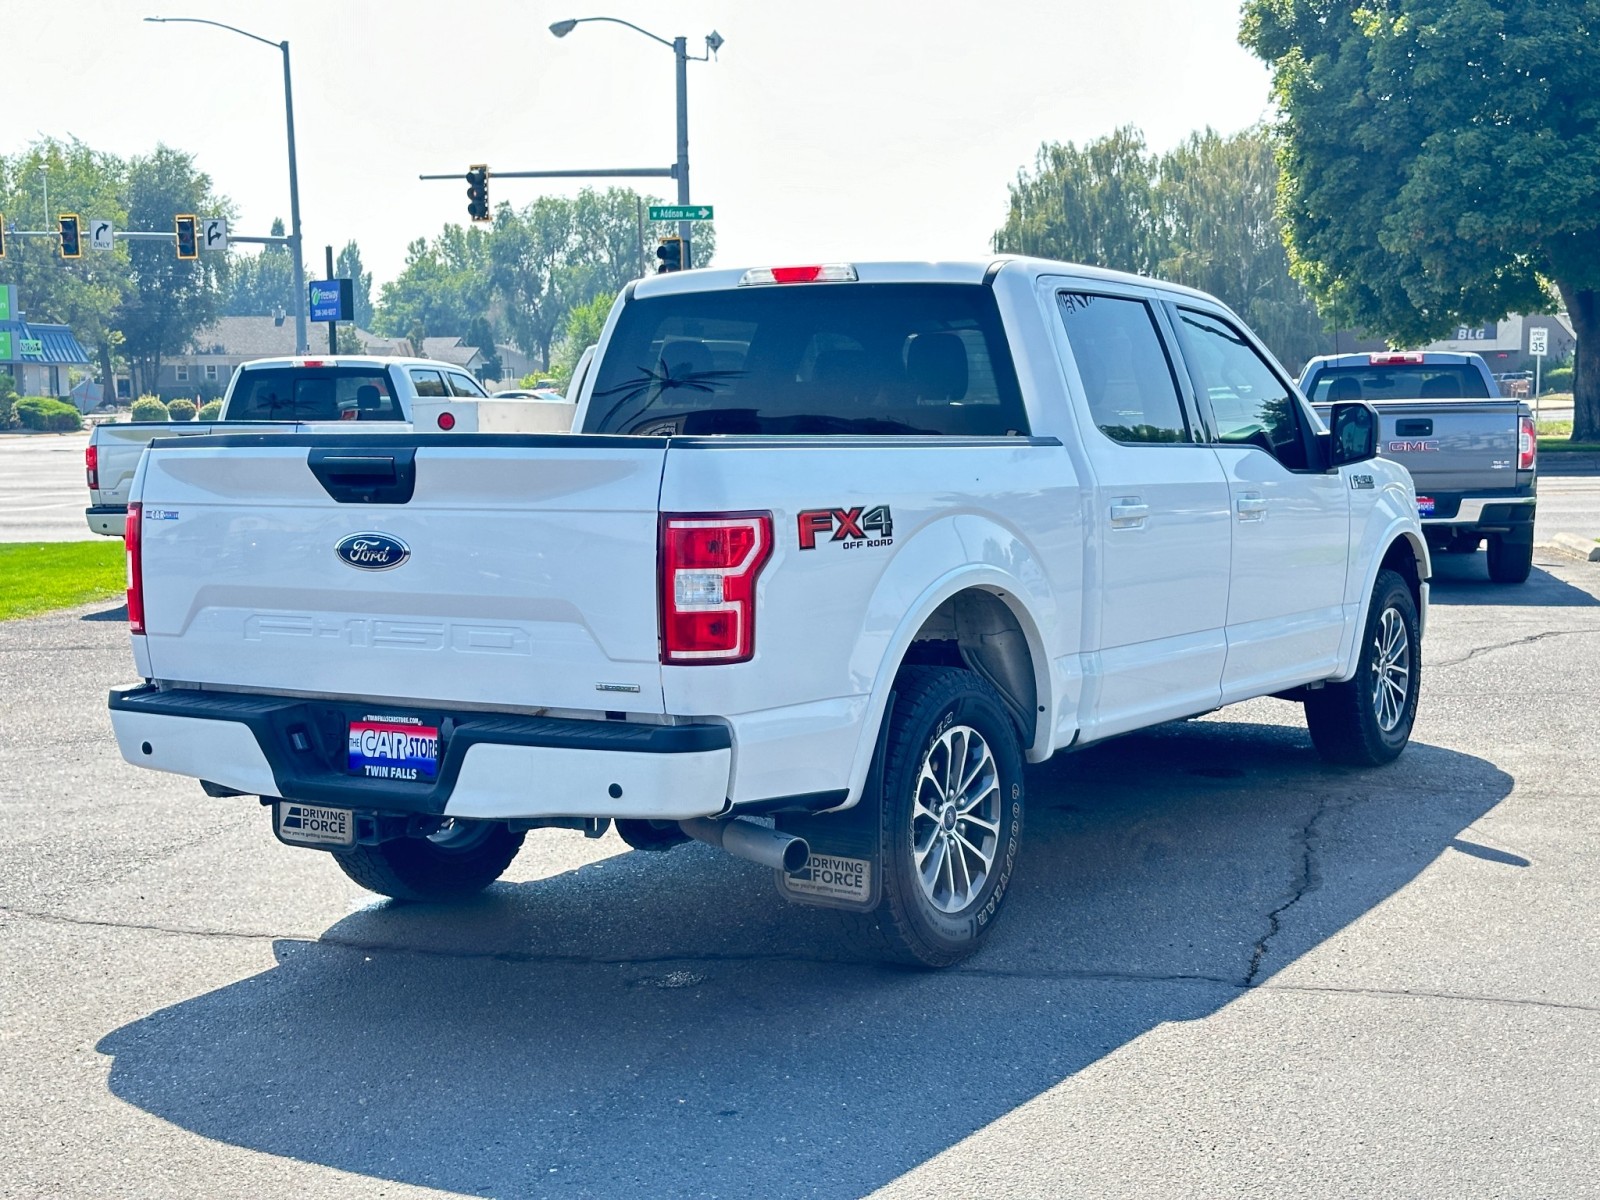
[109,259,1429,966]
[1298,351,1537,583]
[84,355,492,536]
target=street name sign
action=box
[649,205,714,221]
[90,220,114,251]
[1529,327,1549,357]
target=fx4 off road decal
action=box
[797,505,894,550]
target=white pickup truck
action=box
[108,259,1429,966]
[84,355,495,536]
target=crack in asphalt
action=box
[1428,626,1600,670]
[1244,795,1330,987]
[7,905,1596,1016]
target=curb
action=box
[1541,533,1600,563]
[1538,454,1600,476]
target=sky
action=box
[8,0,1274,288]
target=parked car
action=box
[492,388,567,402]
[1298,350,1536,582]
[109,258,1427,966]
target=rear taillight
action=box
[659,512,773,664]
[125,502,144,635]
[85,444,98,489]
[1519,415,1537,471]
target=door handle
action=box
[1236,492,1267,521]
[1109,500,1149,529]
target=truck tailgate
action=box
[1371,400,1523,492]
[134,434,669,713]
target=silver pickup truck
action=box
[1299,351,1537,583]
[85,356,492,536]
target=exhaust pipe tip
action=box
[778,834,810,874]
[679,816,811,875]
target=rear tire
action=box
[1486,534,1533,584]
[1304,569,1420,766]
[331,820,524,901]
[850,666,1025,968]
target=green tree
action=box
[994,126,1162,276]
[0,138,131,395]
[220,217,295,317]
[335,239,374,329]
[1155,128,1333,370]
[994,126,1333,371]
[116,146,231,394]
[550,290,615,383]
[1241,0,1600,438]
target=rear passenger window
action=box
[447,372,486,397]
[410,369,448,398]
[1174,308,1309,470]
[1057,293,1190,444]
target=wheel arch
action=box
[1335,527,1431,681]
[839,567,1053,810]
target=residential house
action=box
[420,336,487,378]
[155,315,415,401]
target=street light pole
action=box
[279,39,308,353]
[673,35,691,264]
[550,17,720,269]
[144,16,308,352]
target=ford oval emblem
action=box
[335,532,410,571]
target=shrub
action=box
[1541,365,1573,394]
[167,398,198,422]
[130,397,169,422]
[0,372,15,430]
[198,400,223,421]
[15,396,83,432]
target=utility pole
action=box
[325,245,337,354]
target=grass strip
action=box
[0,540,125,621]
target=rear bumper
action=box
[108,685,732,821]
[86,504,126,537]
[1421,493,1536,535]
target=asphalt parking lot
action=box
[2,535,1597,1198]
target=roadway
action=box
[1,551,1597,1197]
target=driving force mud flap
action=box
[773,799,882,911]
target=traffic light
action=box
[465,165,489,222]
[656,236,686,273]
[59,214,82,259]
[174,214,199,260]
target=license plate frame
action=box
[346,715,440,783]
[275,802,356,848]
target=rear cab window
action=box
[584,283,1028,437]
[225,367,401,421]
[1305,365,1492,402]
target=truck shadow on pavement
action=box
[97,716,1511,1198]
[1426,555,1599,606]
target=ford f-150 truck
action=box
[108,259,1429,966]
[1298,351,1537,583]
[84,355,492,536]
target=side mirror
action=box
[1327,400,1379,466]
